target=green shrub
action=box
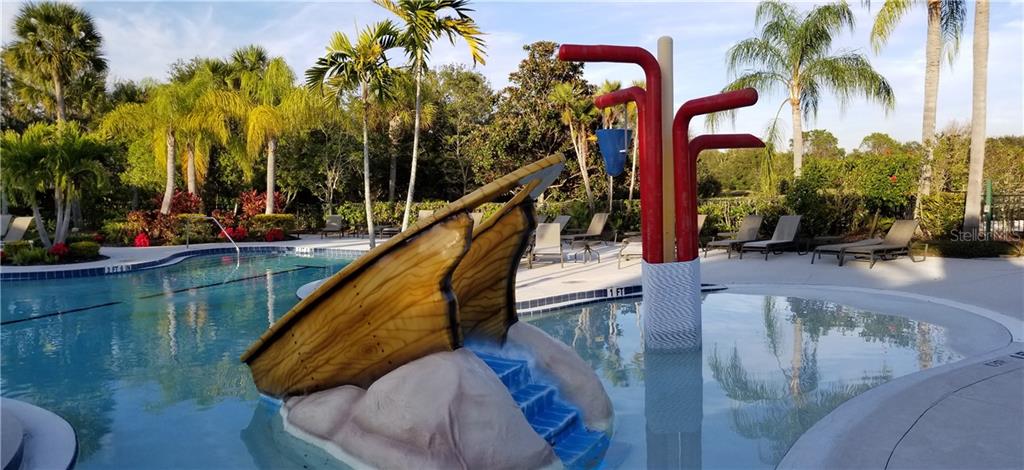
[914,240,1021,258]
[12,247,56,266]
[247,214,297,236]
[169,214,213,244]
[69,241,101,260]
[101,220,144,246]
[919,193,965,239]
[3,240,34,258]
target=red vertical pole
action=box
[558,45,664,263]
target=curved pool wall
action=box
[1,250,1014,469]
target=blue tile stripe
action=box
[0,246,365,281]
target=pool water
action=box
[527,295,962,469]
[1,256,963,469]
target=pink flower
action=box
[134,232,151,247]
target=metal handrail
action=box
[185,216,240,255]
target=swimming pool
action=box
[0,255,979,468]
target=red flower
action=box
[218,226,248,241]
[92,233,105,243]
[265,228,285,242]
[134,232,151,247]
[889,175,898,183]
[48,243,70,258]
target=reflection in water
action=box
[529,293,962,469]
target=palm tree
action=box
[381,71,437,201]
[102,81,199,214]
[550,82,598,209]
[3,1,106,122]
[374,0,486,230]
[712,1,895,176]
[627,80,644,202]
[867,0,966,214]
[224,49,316,214]
[177,67,232,195]
[1,124,52,246]
[962,0,988,236]
[307,22,401,248]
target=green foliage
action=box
[172,214,214,243]
[914,240,1021,259]
[12,246,56,265]
[919,192,965,239]
[247,214,297,236]
[69,241,101,259]
[699,196,789,238]
[802,129,844,160]
[2,240,34,258]
[101,220,143,246]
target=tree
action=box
[380,71,437,201]
[712,1,895,176]
[1,123,106,246]
[224,47,317,214]
[627,80,644,201]
[102,80,202,214]
[802,129,844,160]
[962,0,989,236]
[550,82,598,210]
[374,0,487,230]
[437,65,495,195]
[307,22,400,248]
[858,132,902,155]
[3,1,107,123]
[175,66,233,195]
[868,0,966,214]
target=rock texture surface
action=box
[282,348,559,470]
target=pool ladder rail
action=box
[184,216,240,255]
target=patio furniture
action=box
[618,216,706,268]
[739,215,802,260]
[528,223,564,268]
[839,220,923,268]
[320,215,347,238]
[418,210,435,221]
[2,217,32,244]
[1,214,11,238]
[469,212,483,229]
[550,215,571,231]
[703,215,763,258]
[811,237,882,264]
[562,213,609,263]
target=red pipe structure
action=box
[593,86,647,191]
[558,45,665,263]
[673,88,762,261]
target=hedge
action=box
[914,240,1022,259]
[247,214,297,236]
[69,241,101,259]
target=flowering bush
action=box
[134,232,151,247]
[92,233,105,243]
[240,190,283,217]
[264,228,285,242]
[152,190,202,215]
[218,226,248,241]
[48,243,70,259]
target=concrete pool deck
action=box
[4,235,1022,469]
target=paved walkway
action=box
[5,235,1022,469]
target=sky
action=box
[2,0,1022,151]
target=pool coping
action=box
[0,245,366,281]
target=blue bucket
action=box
[596,128,631,177]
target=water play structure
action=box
[240,36,764,468]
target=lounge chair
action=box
[562,212,608,244]
[417,210,435,221]
[2,216,32,244]
[528,223,564,268]
[704,215,763,258]
[739,215,802,260]
[1,214,11,238]
[320,215,346,238]
[469,212,483,229]
[840,220,922,268]
[620,215,705,268]
[551,215,571,231]
[810,237,883,264]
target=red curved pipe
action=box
[594,87,646,194]
[673,88,760,261]
[559,44,664,263]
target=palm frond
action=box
[868,0,912,53]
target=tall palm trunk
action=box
[265,137,277,214]
[401,69,423,231]
[569,123,595,210]
[628,114,638,201]
[52,72,66,122]
[963,0,989,236]
[387,118,400,201]
[31,202,52,248]
[789,317,804,401]
[790,92,804,177]
[361,90,376,249]
[186,143,198,194]
[160,129,176,214]
[915,0,944,216]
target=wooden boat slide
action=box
[241,155,565,398]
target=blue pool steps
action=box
[473,352,609,468]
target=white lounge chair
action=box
[1,214,12,239]
[320,215,346,238]
[528,223,564,268]
[2,216,32,244]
